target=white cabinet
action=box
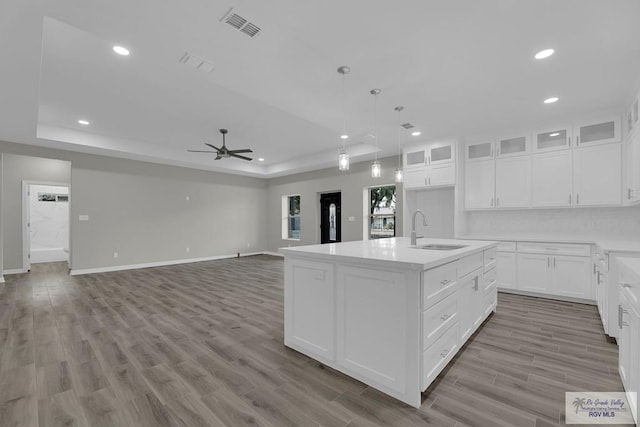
[533,126,572,153]
[458,267,484,342]
[465,140,494,162]
[618,259,640,424]
[496,134,530,158]
[625,129,640,205]
[496,251,517,289]
[574,117,621,147]
[427,141,455,165]
[464,160,495,209]
[516,242,592,300]
[573,143,622,206]
[626,99,638,137]
[532,150,573,207]
[403,141,456,189]
[495,156,531,208]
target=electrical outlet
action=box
[186,247,190,253]
[186,196,190,201]
[113,252,119,258]
[247,243,250,248]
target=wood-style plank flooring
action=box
[0,256,625,426]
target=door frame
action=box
[22,180,70,272]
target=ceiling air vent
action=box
[401,123,415,129]
[220,8,262,38]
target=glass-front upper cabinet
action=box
[403,145,427,169]
[465,139,494,162]
[426,140,455,165]
[533,127,572,153]
[574,116,621,147]
[627,99,639,137]
[495,134,530,158]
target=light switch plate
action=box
[349,216,355,221]
[79,215,89,221]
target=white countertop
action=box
[457,234,640,254]
[278,237,497,271]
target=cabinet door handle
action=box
[593,263,596,275]
[474,277,479,291]
[440,279,451,286]
[629,188,633,200]
[568,137,571,146]
[490,148,493,158]
[428,177,431,185]
[553,257,556,268]
[490,198,494,207]
[618,304,623,329]
[440,349,449,358]
[577,136,580,145]
[440,314,450,321]
[576,194,580,205]
[622,283,632,288]
[597,271,601,284]
[496,198,499,207]
[497,148,500,157]
[569,194,572,205]
[548,257,550,268]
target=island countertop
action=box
[278,237,497,271]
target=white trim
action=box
[263,251,284,257]
[0,276,4,283]
[497,288,595,305]
[3,268,28,275]
[69,251,269,276]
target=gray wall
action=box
[2,153,70,271]
[266,156,403,252]
[0,141,268,272]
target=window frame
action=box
[366,185,396,240]
[281,194,301,240]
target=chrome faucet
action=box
[411,209,428,246]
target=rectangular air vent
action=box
[220,8,262,38]
[179,52,215,73]
[401,123,415,129]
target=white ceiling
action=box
[1,0,640,177]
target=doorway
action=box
[22,182,70,271]
[320,192,341,244]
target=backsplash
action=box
[465,205,640,240]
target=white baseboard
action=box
[3,268,28,275]
[498,288,596,305]
[263,251,284,257]
[69,251,269,276]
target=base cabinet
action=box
[497,251,517,289]
[618,259,640,425]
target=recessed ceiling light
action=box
[78,119,90,125]
[411,131,421,136]
[549,132,560,137]
[113,46,130,56]
[258,158,265,162]
[535,48,555,59]
[544,97,559,104]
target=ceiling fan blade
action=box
[204,143,221,151]
[228,149,253,154]
[229,153,253,161]
[188,150,217,153]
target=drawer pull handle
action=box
[440,349,449,358]
[440,279,451,286]
[440,314,450,321]
[621,283,632,288]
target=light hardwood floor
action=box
[0,256,626,426]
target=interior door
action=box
[320,192,341,244]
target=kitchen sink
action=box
[411,244,468,250]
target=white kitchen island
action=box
[279,237,498,408]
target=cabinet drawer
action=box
[483,267,497,291]
[458,252,484,278]
[484,247,497,271]
[497,241,516,252]
[422,291,458,350]
[423,262,457,309]
[620,270,640,308]
[517,242,591,257]
[422,322,458,389]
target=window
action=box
[369,186,396,239]
[282,195,301,240]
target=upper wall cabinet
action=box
[427,141,455,165]
[465,140,494,162]
[495,134,530,158]
[574,116,621,147]
[626,99,639,137]
[404,146,427,169]
[573,143,622,207]
[533,126,572,153]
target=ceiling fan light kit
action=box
[188,128,253,161]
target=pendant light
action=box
[337,66,350,171]
[394,106,404,183]
[370,88,381,178]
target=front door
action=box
[320,192,341,244]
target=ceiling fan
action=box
[188,129,253,161]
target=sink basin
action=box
[411,244,468,250]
